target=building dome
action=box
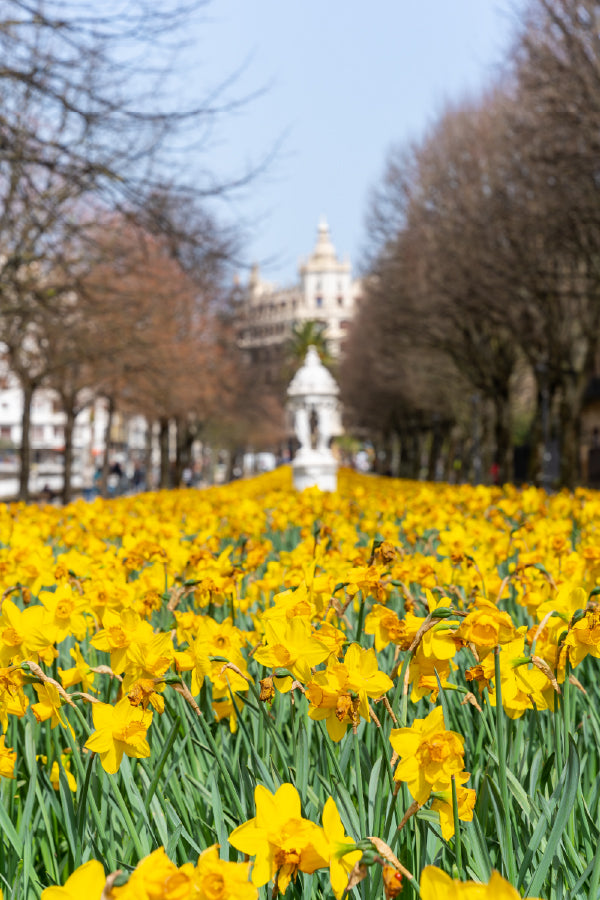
[309,217,337,265]
[287,346,339,399]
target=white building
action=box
[237,218,361,365]
[0,360,150,496]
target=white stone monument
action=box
[287,346,340,491]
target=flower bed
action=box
[0,468,598,898]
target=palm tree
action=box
[286,320,334,374]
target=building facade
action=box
[236,219,361,375]
[0,358,151,496]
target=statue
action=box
[286,346,341,491]
[294,406,310,451]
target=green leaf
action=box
[524,735,580,897]
[468,812,493,882]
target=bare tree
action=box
[0,1,257,207]
[0,1,260,500]
[359,9,600,490]
[504,0,600,485]
[356,97,522,483]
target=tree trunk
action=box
[144,420,154,491]
[61,403,76,506]
[426,420,444,482]
[389,431,400,477]
[558,374,588,490]
[410,429,422,480]
[174,417,194,487]
[100,397,114,498]
[173,417,184,487]
[226,450,237,483]
[559,405,580,490]
[493,392,513,484]
[159,417,170,488]
[373,436,386,475]
[526,388,544,485]
[399,427,419,479]
[443,431,457,483]
[18,381,34,502]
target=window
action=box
[337,296,344,306]
[316,296,323,308]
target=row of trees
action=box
[3,208,285,504]
[0,1,280,503]
[341,0,600,488]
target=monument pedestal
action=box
[287,346,341,493]
[292,448,338,492]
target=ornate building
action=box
[236,219,361,380]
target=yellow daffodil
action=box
[420,866,544,899]
[364,604,409,651]
[253,617,329,685]
[31,683,71,731]
[0,735,16,779]
[91,608,154,674]
[262,582,317,622]
[483,636,555,718]
[430,774,476,840]
[564,608,600,667]
[228,783,329,892]
[0,665,28,729]
[38,583,91,642]
[390,706,465,804]
[41,860,105,900]
[39,753,77,792]
[321,797,361,899]
[536,581,586,623]
[121,631,173,691]
[111,846,195,899]
[306,644,392,741]
[194,844,258,899]
[0,599,49,666]
[344,565,388,603]
[84,696,152,774]
[58,644,96,693]
[407,646,453,703]
[455,599,515,657]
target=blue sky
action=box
[189,1,526,284]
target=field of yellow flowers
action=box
[0,467,599,899]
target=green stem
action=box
[353,729,367,837]
[553,691,564,776]
[355,590,366,644]
[405,875,422,897]
[108,773,146,858]
[398,652,412,727]
[494,646,516,884]
[67,699,92,739]
[451,774,463,878]
[194,705,246,821]
[589,820,600,900]
[562,658,571,760]
[376,723,396,795]
[562,660,577,848]
[144,715,180,813]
